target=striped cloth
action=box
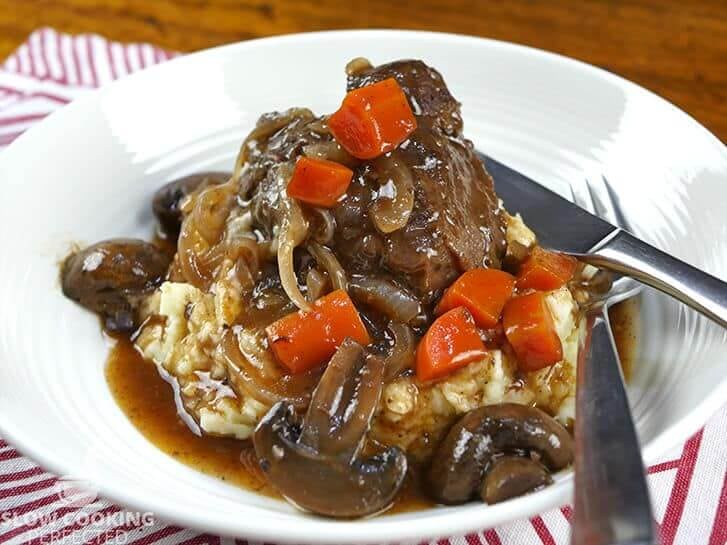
[0,27,725,545]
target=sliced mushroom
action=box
[254,339,408,518]
[152,172,230,239]
[480,456,552,504]
[300,339,383,458]
[61,239,171,332]
[427,403,573,505]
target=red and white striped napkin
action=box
[1,27,725,545]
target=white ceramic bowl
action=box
[0,30,725,544]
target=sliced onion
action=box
[348,275,421,324]
[179,209,230,290]
[229,236,259,275]
[345,57,373,76]
[307,243,347,291]
[307,207,337,245]
[220,327,321,410]
[277,194,311,311]
[369,154,415,234]
[305,267,329,303]
[234,258,255,293]
[177,226,204,287]
[303,141,358,168]
[192,184,235,244]
[383,322,416,381]
[236,108,315,169]
[230,237,260,294]
[303,118,331,136]
[175,175,242,290]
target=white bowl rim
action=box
[1,29,725,544]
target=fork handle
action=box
[575,230,727,329]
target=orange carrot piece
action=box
[502,292,562,372]
[516,246,577,291]
[416,307,486,382]
[286,156,353,208]
[266,290,371,374]
[328,78,417,160]
[435,269,516,328]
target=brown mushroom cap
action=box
[427,403,573,505]
[480,456,552,504]
[253,339,408,518]
[254,401,407,518]
[61,238,170,332]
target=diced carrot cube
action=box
[517,247,577,291]
[287,156,353,208]
[435,268,515,328]
[416,307,486,381]
[502,292,562,372]
[266,290,371,374]
[328,78,417,160]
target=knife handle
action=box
[576,230,727,329]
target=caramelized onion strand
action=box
[369,154,415,234]
[308,243,347,292]
[277,197,311,311]
[220,327,320,410]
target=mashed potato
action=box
[371,286,581,460]
[135,281,268,439]
[134,225,583,455]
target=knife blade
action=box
[477,155,658,545]
[478,153,615,254]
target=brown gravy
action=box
[105,335,433,513]
[106,299,638,513]
[609,297,639,381]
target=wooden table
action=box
[0,0,724,141]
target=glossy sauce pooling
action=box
[609,297,639,381]
[106,299,638,513]
[105,336,433,513]
[105,338,273,495]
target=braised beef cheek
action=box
[332,60,506,303]
[244,60,506,306]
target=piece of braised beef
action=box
[244,59,506,308]
[332,60,506,303]
[346,59,463,136]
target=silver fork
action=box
[569,177,657,545]
[569,176,642,305]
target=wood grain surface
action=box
[0,0,724,140]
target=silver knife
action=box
[481,154,727,328]
[480,153,658,545]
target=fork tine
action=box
[601,175,635,233]
[570,177,597,214]
[585,178,613,221]
[576,175,627,231]
[579,175,641,295]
